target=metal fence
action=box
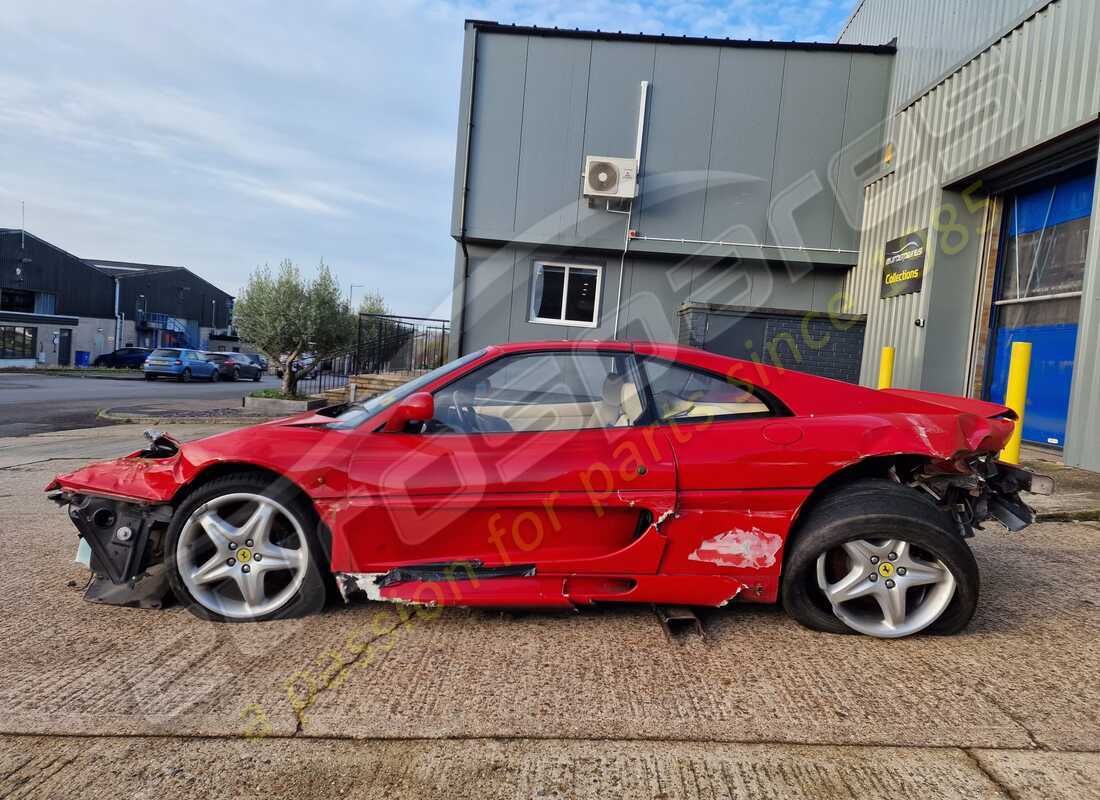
[357,314,450,375]
[296,314,450,398]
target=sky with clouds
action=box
[0,0,855,317]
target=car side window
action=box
[429,351,644,434]
[640,359,778,423]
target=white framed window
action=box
[529,261,602,328]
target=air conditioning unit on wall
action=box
[582,155,638,200]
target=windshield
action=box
[325,348,487,429]
[150,349,181,358]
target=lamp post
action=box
[347,284,363,308]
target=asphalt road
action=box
[0,372,281,437]
[1,423,1098,799]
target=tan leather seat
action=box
[616,381,644,426]
[593,374,624,427]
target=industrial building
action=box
[0,230,236,367]
[448,0,1100,471]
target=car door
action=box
[343,348,678,575]
[187,350,211,377]
[631,350,809,583]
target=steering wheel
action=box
[451,388,481,433]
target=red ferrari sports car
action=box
[47,341,1050,638]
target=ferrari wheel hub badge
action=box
[877,561,895,579]
[236,548,253,563]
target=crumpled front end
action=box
[46,431,185,607]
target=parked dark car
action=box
[92,347,152,369]
[241,353,268,373]
[204,352,263,381]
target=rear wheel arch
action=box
[785,454,938,556]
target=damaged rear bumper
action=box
[914,458,1053,536]
[48,489,173,608]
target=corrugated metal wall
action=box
[838,0,1043,111]
[843,0,1100,389]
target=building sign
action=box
[881,228,927,298]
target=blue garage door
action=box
[985,167,1095,448]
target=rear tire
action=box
[145,374,157,381]
[253,370,262,382]
[781,479,979,638]
[210,370,220,383]
[178,368,191,383]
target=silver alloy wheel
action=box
[177,492,309,620]
[815,538,956,638]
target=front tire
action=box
[210,370,220,383]
[145,374,157,381]
[781,479,979,638]
[164,474,329,622]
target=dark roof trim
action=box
[0,310,80,326]
[465,20,896,54]
[87,262,186,278]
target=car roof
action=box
[489,340,633,354]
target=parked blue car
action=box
[143,348,220,382]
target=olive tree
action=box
[233,259,357,396]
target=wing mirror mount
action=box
[382,392,435,433]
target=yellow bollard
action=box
[877,346,895,389]
[1001,341,1033,465]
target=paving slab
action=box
[1023,449,1100,521]
[971,749,1100,800]
[0,735,1007,800]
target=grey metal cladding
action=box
[769,51,853,250]
[575,39,657,247]
[463,33,528,236]
[830,53,893,251]
[635,44,720,240]
[514,36,592,243]
[450,25,478,237]
[702,48,786,245]
[838,0,1048,112]
[458,26,893,262]
[458,244,517,351]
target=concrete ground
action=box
[1,424,1099,798]
[0,373,281,437]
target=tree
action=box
[234,259,357,396]
[358,289,389,316]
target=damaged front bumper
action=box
[48,489,174,608]
[913,457,1053,537]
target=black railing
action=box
[357,314,450,375]
[294,314,450,399]
[297,351,360,398]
